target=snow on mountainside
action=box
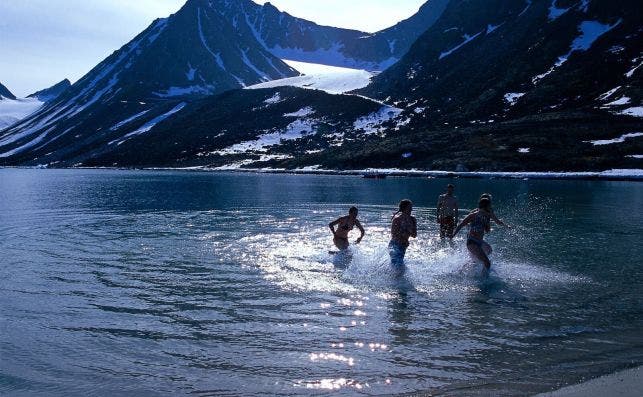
[240,0,450,70]
[246,60,374,94]
[0,98,44,130]
[0,0,299,163]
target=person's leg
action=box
[467,242,491,269]
[389,242,407,276]
[334,237,349,250]
[446,217,455,239]
[482,241,492,256]
[439,219,446,239]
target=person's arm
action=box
[452,213,474,237]
[329,218,340,236]
[455,200,459,223]
[391,216,401,238]
[436,196,443,223]
[410,216,418,238]
[355,219,365,244]
[490,211,509,227]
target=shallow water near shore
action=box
[1,169,642,396]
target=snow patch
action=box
[154,85,215,98]
[603,97,630,107]
[264,93,282,104]
[626,59,643,78]
[518,148,530,153]
[268,43,397,72]
[109,110,151,131]
[587,132,643,145]
[247,60,374,95]
[533,20,620,84]
[215,119,318,155]
[597,86,621,101]
[111,102,186,146]
[504,92,526,106]
[518,0,532,17]
[440,31,484,60]
[617,107,643,118]
[284,107,315,117]
[548,0,570,20]
[353,106,403,135]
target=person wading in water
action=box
[452,197,508,272]
[437,184,459,240]
[329,206,365,251]
[389,199,417,276]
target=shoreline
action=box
[2,166,642,182]
[534,366,642,397]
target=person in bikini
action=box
[452,197,508,270]
[389,199,418,275]
[437,184,459,239]
[329,206,365,251]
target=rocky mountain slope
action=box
[0,82,16,100]
[27,79,72,103]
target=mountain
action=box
[362,0,642,123]
[27,79,71,103]
[0,86,398,167]
[0,0,299,160]
[241,0,450,70]
[0,0,447,165]
[0,82,16,100]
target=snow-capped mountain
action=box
[239,0,450,70]
[0,0,299,162]
[28,79,71,103]
[0,82,16,100]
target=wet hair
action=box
[480,193,492,201]
[447,184,454,189]
[398,199,413,213]
[478,197,491,211]
[349,206,358,215]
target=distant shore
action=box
[534,366,642,397]
[2,166,643,181]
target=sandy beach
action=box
[535,366,642,397]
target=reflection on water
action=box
[0,169,642,396]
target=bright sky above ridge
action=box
[0,0,426,97]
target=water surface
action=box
[1,169,642,396]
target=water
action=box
[1,169,642,396]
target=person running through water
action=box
[389,199,417,276]
[437,184,459,240]
[329,206,365,251]
[452,197,508,271]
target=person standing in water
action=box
[329,206,365,251]
[452,197,508,270]
[437,184,459,239]
[389,199,418,275]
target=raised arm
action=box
[355,219,365,243]
[452,212,475,237]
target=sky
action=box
[0,0,426,97]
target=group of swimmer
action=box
[328,184,509,274]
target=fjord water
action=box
[1,169,641,396]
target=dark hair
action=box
[349,206,358,214]
[447,184,454,189]
[480,193,492,200]
[399,199,413,212]
[478,197,491,210]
